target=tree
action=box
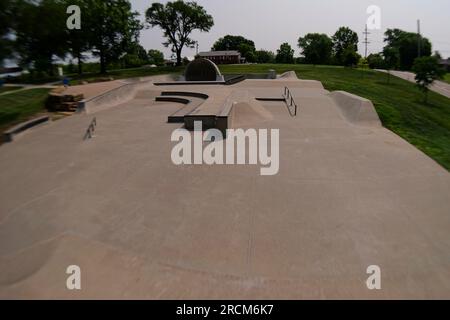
[276,43,295,64]
[212,35,256,63]
[122,43,149,68]
[342,47,361,67]
[298,33,332,65]
[357,57,369,70]
[14,0,69,75]
[255,50,275,64]
[0,0,16,67]
[332,27,359,65]
[238,43,256,63]
[146,1,213,66]
[87,0,142,74]
[412,56,445,103]
[384,28,432,70]
[367,53,385,69]
[383,47,400,84]
[212,35,255,51]
[148,49,165,66]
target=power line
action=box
[363,24,370,58]
[417,19,421,58]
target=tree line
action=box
[0,0,445,83]
[208,29,357,66]
[0,0,172,76]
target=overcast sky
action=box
[132,0,450,59]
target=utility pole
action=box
[363,24,370,58]
[417,19,421,58]
[196,42,199,55]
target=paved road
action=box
[378,69,450,99]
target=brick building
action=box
[198,50,242,65]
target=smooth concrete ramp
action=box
[277,71,299,80]
[328,91,382,128]
[231,92,273,128]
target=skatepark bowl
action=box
[0,68,449,299]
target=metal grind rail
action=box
[283,86,298,117]
[84,117,97,140]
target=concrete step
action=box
[161,91,209,100]
[168,103,201,123]
[155,96,190,104]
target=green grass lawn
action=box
[220,64,450,170]
[444,73,450,84]
[0,88,50,135]
[0,86,23,94]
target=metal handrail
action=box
[84,117,97,140]
[283,86,298,116]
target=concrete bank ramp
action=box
[79,80,154,114]
[328,91,381,128]
[277,71,298,80]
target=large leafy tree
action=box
[384,28,432,70]
[367,53,385,69]
[238,43,256,63]
[14,0,69,75]
[298,33,333,65]
[255,50,275,64]
[0,0,16,67]
[86,0,142,74]
[146,0,214,66]
[212,35,255,51]
[121,43,149,68]
[275,43,295,64]
[212,35,256,63]
[412,56,445,103]
[148,49,165,66]
[332,27,358,65]
[341,47,360,67]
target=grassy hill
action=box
[220,64,450,171]
[444,73,450,84]
[0,88,50,138]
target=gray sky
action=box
[132,0,450,59]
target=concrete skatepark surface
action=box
[0,73,449,299]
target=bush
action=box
[342,48,360,67]
[367,53,386,69]
[358,58,369,69]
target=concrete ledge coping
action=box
[155,96,191,104]
[3,115,50,142]
[161,91,209,100]
[153,81,226,86]
[78,80,153,114]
